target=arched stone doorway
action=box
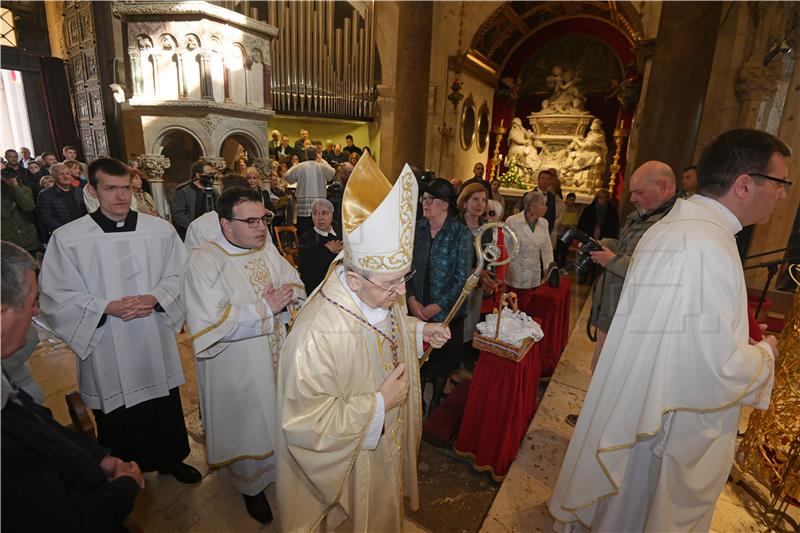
[219,132,261,173]
[158,128,204,200]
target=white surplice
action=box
[548,195,775,532]
[38,213,188,413]
[182,235,305,494]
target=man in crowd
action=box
[1,164,39,255]
[342,134,362,158]
[284,145,335,236]
[549,128,786,531]
[276,134,294,160]
[293,128,311,160]
[171,160,219,240]
[18,147,32,168]
[681,164,698,197]
[268,129,281,157]
[1,241,145,531]
[277,154,451,531]
[298,198,342,292]
[529,169,557,230]
[463,162,491,196]
[183,187,305,524]
[322,140,337,165]
[184,175,250,251]
[62,145,88,177]
[39,157,201,486]
[331,143,348,165]
[3,149,40,198]
[39,151,58,174]
[35,162,86,241]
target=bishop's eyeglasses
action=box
[362,269,416,295]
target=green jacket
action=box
[590,196,677,332]
[1,181,40,252]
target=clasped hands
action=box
[106,294,158,321]
[261,282,295,313]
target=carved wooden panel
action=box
[64,1,108,162]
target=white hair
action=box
[523,190,546,208]
[311,198,334,212]
[1,241,37,309]
[487,199,503,218]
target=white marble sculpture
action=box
[543,66,589,115]
[507,117,544,171]
[565,119,608,188]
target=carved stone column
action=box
[735,57,785,128]
[253,157,273,186]
[137,154,171,218]
[176,54,187,99]
[199,51,214,100]
[204,156,228,191]
[128,48,143,97]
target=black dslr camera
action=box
[559,228,603,274]
[199,173,215,192]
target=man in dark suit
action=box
[529,169,556,230]
[1,241,144,532]
[170,160,218,240]
[35,163,86,241]
[298,198,342,292]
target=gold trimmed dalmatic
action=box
[183,239,305,494]
[276,269,423,532]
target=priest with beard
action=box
[38,157,201,485]
[548,128,787,531]
[276,154,452,531]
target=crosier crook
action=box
[419,221,520,367]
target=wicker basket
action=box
[472,293,536,362]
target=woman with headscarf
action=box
[505,190,554,313]
[407,179,472,414]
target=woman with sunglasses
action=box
[407,178,472,414]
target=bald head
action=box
[628,160,676,214]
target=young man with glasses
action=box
[277,155,450,532]
[550,129,788,531]
[182,187,305,525]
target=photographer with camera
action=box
[563,161,676,427]
[171,160,219,240]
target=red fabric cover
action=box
[454,341,542,480]
[422,378,472,447]
[521,276,571,377]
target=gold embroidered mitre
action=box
[342,153,418,273]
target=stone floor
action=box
[21,274,796,532]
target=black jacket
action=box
[1,385,139,532]
[298,228,340,293]
[35,185,86,240]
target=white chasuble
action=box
[182,236,305,478]
[548,196,775,532]
[39,214,187,412]
[276,268,424,533]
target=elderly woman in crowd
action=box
[407,179,472,414]
[130,169,157,216]
[505,190,554,313]
[298,198,342,293]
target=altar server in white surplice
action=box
[182,187,306,525]
[39,158,201,484]
[549,128,789,532]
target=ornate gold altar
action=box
[738,271,800,531]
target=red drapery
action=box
[454,340,542,480]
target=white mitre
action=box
[342,153,418,274]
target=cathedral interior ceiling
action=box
[469,1,643,78]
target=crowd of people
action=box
[0,126,789,532]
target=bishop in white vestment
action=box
[276,154,451,532]
[182,187,305,524]
[548,129,789,532]
[39,158,200,482]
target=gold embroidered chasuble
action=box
[183,240,305,475]
[276,269,423,532]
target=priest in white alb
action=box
[276,154,452,532]
[548,128,789,531]
[182,186,305,524]
[39,157,201,484]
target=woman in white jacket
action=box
[505,190,554,312]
